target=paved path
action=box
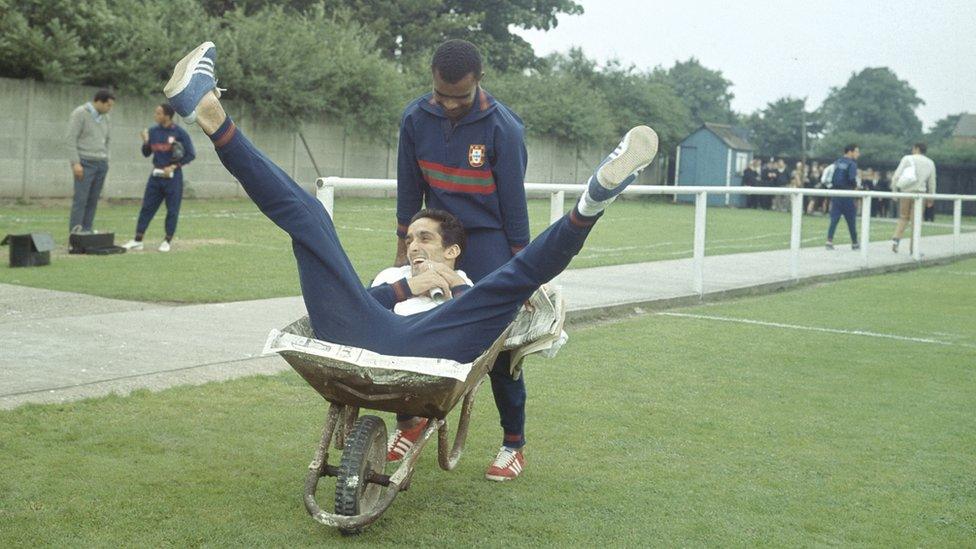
[2,233,973,409]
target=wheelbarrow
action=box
[264,316,514,534]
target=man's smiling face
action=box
[405,217,460,275]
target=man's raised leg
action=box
[164,42,395,347]
[408,126,659,364]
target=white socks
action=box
[577,185,615,217]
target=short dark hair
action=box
[93,89,116,103]
[431,39,482,84]
[409,208,467,260]
[844,144,859,153]
[914,142,927,154]
[159,103,175,119]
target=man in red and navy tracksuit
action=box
[389,39,531,481]
[122,103,196,252]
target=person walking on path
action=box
[890,143,937,253]
[122,103,196,252]
[66,89,115,235]
[390,39,534,481]
[825,144,861,250]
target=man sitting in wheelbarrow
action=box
[163,41,659,481]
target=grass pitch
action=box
[1,258,973,545]
[1,197,971,303]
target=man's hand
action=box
[162,165,176,177]
[140,129,149,143]
[424,260,466,287]
[72,163,84,181]
[406,264,454,299]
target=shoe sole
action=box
[485,473,517,482]
[164,41,215,99]
[597,125,659,189]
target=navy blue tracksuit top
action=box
[396,89,530,254]
[142,124,195,170]
[830,156,858,189]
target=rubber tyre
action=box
[335,415,388,534]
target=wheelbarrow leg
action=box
[303,403,342,516]
[437,377,486,471]
[334,405,359,450]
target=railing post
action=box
[860,193,871,267]
[692,192,707,296]
[953,199,962,255]
[316,178,335,218]
[912,196,923,260]
[789,192,802,279]
[550,190,565,224]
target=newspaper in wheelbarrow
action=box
[263,284,567,383]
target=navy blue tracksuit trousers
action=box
[828,197,858,243]
[136,173,184,237]
[211,119,594,367]
[456,228,528,447]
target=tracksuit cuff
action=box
[210,117,237,148]
[392,278,412,302]
[450,284,472,298]
[396,222,409,239]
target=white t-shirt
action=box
[370,265,473,316]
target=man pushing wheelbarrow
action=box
[163,40,659,533]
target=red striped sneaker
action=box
[485,446,525,481]
[386,418,428,462]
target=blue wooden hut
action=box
[674,123,755,207]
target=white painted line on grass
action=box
[657,312,976,348]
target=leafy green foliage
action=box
[925,113,965,145]
[929,141,976,165]
[542,50,692,151]
[819,67,924,141]
[653,57,736,126]
[0,0,213,91]
[213,6,407,135]
[198,0,583,71]
[745,97,821,158]
[813,131,910,165]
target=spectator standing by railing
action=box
[760,159,777,210]
[890,143,937,253]
[742,158,761,209]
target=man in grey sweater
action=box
[66,89,115,234]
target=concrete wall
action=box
[0,77,664,199]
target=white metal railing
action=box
[316,177,976,296]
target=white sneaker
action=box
[158,241,171,252]
[122,239,144,250]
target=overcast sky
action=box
[516,0,975,130]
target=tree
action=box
[652,58,736,126]
[745,97,821,158]
[819,67,923,141]
[199,0,583,71]
[488,67,613,145]
[0,0,213,92]
[215,6,407,134]
[812,131,908,166]
[544,50,691,152]
[925,113,965,145]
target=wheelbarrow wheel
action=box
[335,415,388,534]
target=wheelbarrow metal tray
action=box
[273,317,499,418]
